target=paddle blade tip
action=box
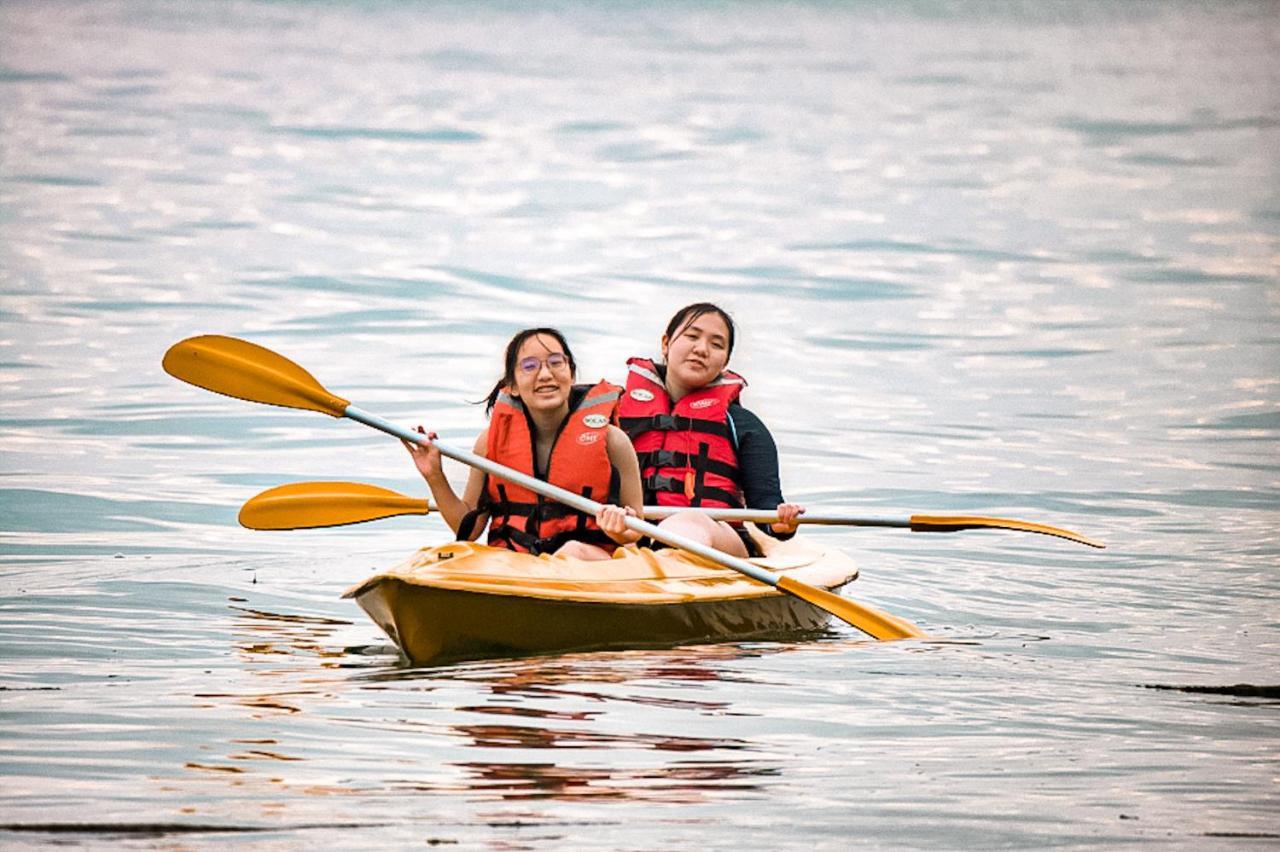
[238,504,285,531]
[162,335,350,417]
[909,514,1105,549]
[776,576,925,641]
[239,481,432,531]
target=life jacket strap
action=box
[488,499,585,520]
[495,524,614,556]
[692,443,709,507]
[487,483,621,554]
[619,414,731,441]
[486,499,537,517]
[493,484,512,527]
[637,449,738,481]
[456,507,487,542]
[642,473,740,508]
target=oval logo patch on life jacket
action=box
[689,398,719,410]
[582,413,609,429]
[629,388,655,402]
[577,430,601,445]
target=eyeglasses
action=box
[517,353,570,374]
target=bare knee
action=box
[658,511,748,558]
[658,510,716,540]
[554,540,613,561]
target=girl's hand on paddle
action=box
[597,504,639,544]
[402,427,443,481]
[772,502,805,534]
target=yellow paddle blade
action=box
[239,482,431,530]
[777,576,926,640]
[163,335,350,417]
[909,514,1105,549]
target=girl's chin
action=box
[524,394,567,409]
[674,367,712,386]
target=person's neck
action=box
[664,374,692,403]
[527,403,569,437]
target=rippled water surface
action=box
[2,1,1278,847]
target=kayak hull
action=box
[343,537,858,665]
[352,578,843,664]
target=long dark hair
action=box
[663,302,736,358]
[482,327,578,415]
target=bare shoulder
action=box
[605,425,637,460]
[473,429,488,453]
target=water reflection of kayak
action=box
[343,532,858,665]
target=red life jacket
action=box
[617,357,745,509]
[483,380,622,555]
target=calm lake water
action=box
[2,0,1278,847]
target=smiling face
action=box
[662,311,732,396]
[509,333,574,414]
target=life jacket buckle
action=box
[644,473,677,492]
[651,449,684,468]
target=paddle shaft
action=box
[645,507,910,527]
[643,506,1101,546]
[344,405,785,589]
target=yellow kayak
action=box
[343,533,859,665]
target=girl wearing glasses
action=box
[618,302,805,558]
[404,327,643,560]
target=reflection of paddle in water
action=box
[453,723,751,752]
[229,605,352,664]
[451,758,780,803]
[192,604,356,719]
[404,643,811,712]
[438,644,785,803]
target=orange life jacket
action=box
[617,357,745,509]
[483,380,622,555]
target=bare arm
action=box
[404,429,490,539]
[597,425,643,546]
